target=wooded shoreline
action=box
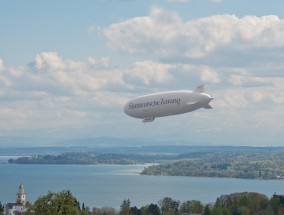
[8,150,284,180]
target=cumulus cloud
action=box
[0,52,133,134]
[34,52,65,70]
[33,52,86,73]
[103,8,284,61]
[88,56,111,68]
[0,52,125,102]
[0,50,283,143]
[103,7,183,57]
[125,60,174,85]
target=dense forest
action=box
[8,190,284,215]
[141,152,284,180]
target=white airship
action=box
[124,84,214,123]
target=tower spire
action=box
[16,182,26,205]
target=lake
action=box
[1,156,284,209]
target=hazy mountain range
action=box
[0,136,282,156]
[0,136,212,148]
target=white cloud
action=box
[0,52,126,103]
[215,89,249,108]
[0,59,3,72]
[0,53,134,134]
[0,49,284,145]
[0,61,13,88]
[229,74,270,86]
[103,8,284,60]
[88,56,110,68]
[237,15,283,47]
[103,7,183,57]
[93,91,129,107]
[126,60,174,86]
[34,52,65,70]
[213,76,284,111]
[200,66,220,83]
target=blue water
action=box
[1,157,284,209]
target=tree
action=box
[159,197,179,215]
[179,201,191,214]
[203,204,211,215]
[159,197,173,215]
[270,196,281,214]
[147,204,161,215]
[0,201,4,215]
[237,206,250,215]
[92,206,118,215]
[140,206,149,215]
[81,203,90,215]
[24,190,84,215]
[211,207,230,215]
[189,200,203,214]
[119,199,131,215]
[170,200,179,215]
[180,200,203,214]
[129,206,141,215]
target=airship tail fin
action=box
[194,84,204,93]
[203,104,213,109]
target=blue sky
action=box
[1,0,284,146]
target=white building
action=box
[4,183,27,215]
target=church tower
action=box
[16,182,26,205]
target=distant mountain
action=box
[0,136,217,148]
[54,137,153,147]
[53,136,229,148]
[1,136,282,156]
[0,136,60,147]
[0,144,282,157]
[0,136,173,148]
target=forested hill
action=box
[141,151,284,180]
[8,152,171,165]
[7,147,284,180]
